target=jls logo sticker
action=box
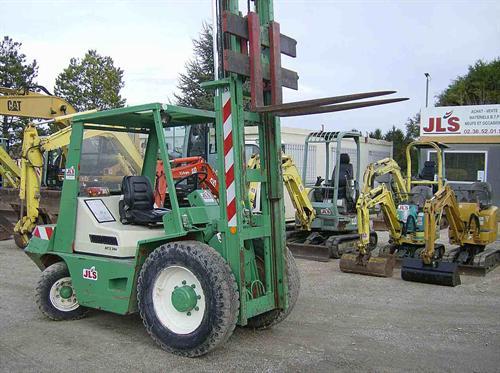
[65,166,76,180]
[83,266,98,281]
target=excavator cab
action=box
[305,131,360,213]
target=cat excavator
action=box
[0,86,143,246]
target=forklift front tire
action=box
[35,261,88,321]
[137,241,239,357]
[246,248,300,330]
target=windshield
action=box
[78,130,143,194]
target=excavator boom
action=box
[340,183,400,277]
[339,158,410,277]
[248,153,315,231]
[0,86,76,120]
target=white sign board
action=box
[420,104,500,137]
[84,199,115,223]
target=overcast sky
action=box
[1,0,499,134]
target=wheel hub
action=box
[152,265,206,334]
[49,277,79,312]
[59,285,73,299]
[171,285,197,312]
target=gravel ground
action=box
[1,232,499,373]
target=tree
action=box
[404,113,420,141]
[0,36,38,152]
[54,50,126,112]
[174,23,214,110]
[368,128,383,140]
[383,126,406,169]
[437,58,500,106]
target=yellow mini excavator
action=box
[341,140,498,285]
[402,184,498,286]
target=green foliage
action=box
[0,36,38,153]
[437,58,500,106]
[383,125,406,168]
[174,23,214,110]
[368,128,383,140]
[54,50,126,112]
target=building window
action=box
[284,143,317,184]
[428,151,487,183]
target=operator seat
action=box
[332,153,354,199]
[119,176,170,226]
[419,161,436,181]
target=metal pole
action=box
[211,0,219,81]
[424,72,430,108]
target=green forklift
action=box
[23,0,408,357]
[26,99,300,357]
[287,131,378,261]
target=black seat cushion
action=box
[332,153,354,199]
[119,176,169,225]
[420,161,436,181]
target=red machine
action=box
[154,156,219,206]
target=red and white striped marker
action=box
[33,225,54,240]
[222,91,237,229]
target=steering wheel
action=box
[174,172,208,197]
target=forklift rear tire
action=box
[137,241,239,357]
[35,261,89,321]
[246,248,300,330]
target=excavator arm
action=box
[340,158,407,278]
[0,86,76,121]
[0,146,21,188]
[356,183,403,255]
[362,157,407,198]
[357,158,409,255]
[248,153,315,230]
[421,185,466,264]
[281,155,316,230]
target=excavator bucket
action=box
[339,253,395,277]
[288,242,331,262]
[401,258,461,287]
